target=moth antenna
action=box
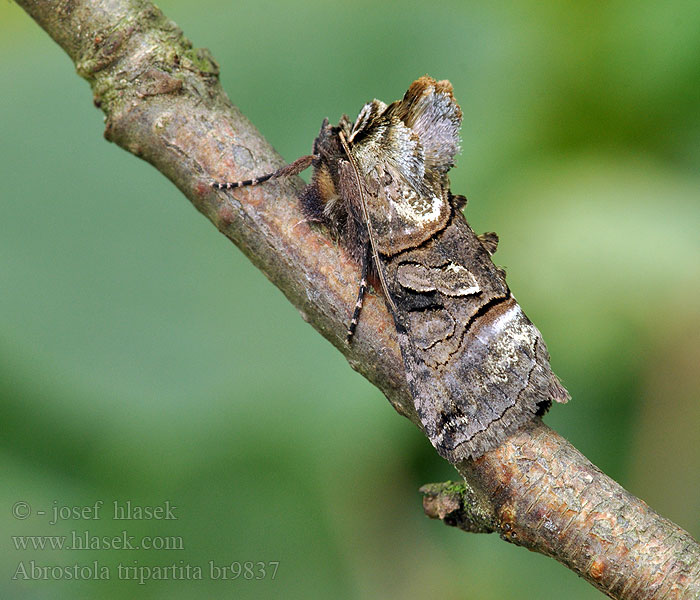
[337,131,398,316]
[346,243,371,343]
[212,154,318,190]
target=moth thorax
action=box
[316,164,342,217]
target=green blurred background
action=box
[2,1,699,598]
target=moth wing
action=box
[345,103,451,255]
[397,301,559,461]
[388,76,462,174]
[383,216,569,461]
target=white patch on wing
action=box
[390,194,444,225]
[445,263,480,295]
[468,304,532,387]
[488,304,522,336]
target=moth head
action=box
[305,118,351,227]
[312,118,346,168]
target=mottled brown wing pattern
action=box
[380,212,568,461]
[344,77,568,460]
[212,75,569,462]
[347,80,458,256]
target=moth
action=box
[212,76,569,462]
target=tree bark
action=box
[15,1,700,597]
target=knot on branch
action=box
[420,481,496,535]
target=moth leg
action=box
[346,243,371,343]
[212,154,317,189]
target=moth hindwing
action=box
[212,76,569,462]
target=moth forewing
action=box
[211,76,569,462]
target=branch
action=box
[16,1,700,597]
